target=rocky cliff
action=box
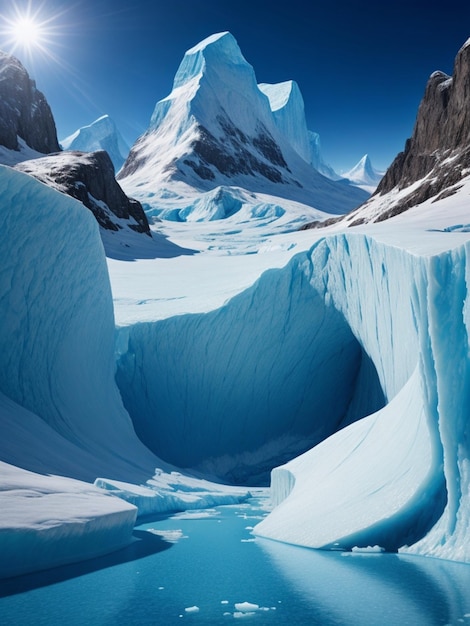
[16,151,150,235]
[0,50,60,154]
[303,37,470,229]
[370,37,470,220]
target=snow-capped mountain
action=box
[61,115,130,173]
[119,32,367,215]
[343,154,384,192]
[0,50,153,254]
[0,49,60,163]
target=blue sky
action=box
[1,0,469,172]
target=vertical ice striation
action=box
[0,165,156,479]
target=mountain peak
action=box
[344,154,383,190]
[375,36,470,201]
[61,115,129,172]
[173,31,247,90]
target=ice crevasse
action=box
[115,233,470,562]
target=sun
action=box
[0,3,63,60]
[10,15,44,49]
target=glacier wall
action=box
[254,236,470,560]
[115,243,385,485]
[116,231,470,560]
[0,166,157,480]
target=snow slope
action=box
[61,115,130,173]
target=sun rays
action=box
[0,1,66,64]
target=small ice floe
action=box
[240,538,255,543]
[171,509,220,520]
[235,602,259,612]
[146,529,187,543]
[158,586,164,590]
[221,600,229,604]
[351,545,385,554]
[184,606,200,613]
[231,602,273,618]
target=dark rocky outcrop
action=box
[375,38,470,203]
[0,50,60,153]
[120,114,296,187]
[16,151,150,235]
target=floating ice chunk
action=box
[233,612,257,619]
[234,602,259,612]
[146,529,187,543]
[221,600,229,604]
[241,538,256,542]
[171,509,220,520]
[351,545,385,553]
[184,606,200,613]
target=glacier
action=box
[3,29,470,584]
[110,196,470,561]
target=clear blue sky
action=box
[1,0,469,172]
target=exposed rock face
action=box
[16,151,150,235]
[0,50,60,153]
[373,38,470,214]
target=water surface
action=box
[1,497,470,625]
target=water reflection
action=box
[258,538,470,625]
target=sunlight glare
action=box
[11,16,42,48]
